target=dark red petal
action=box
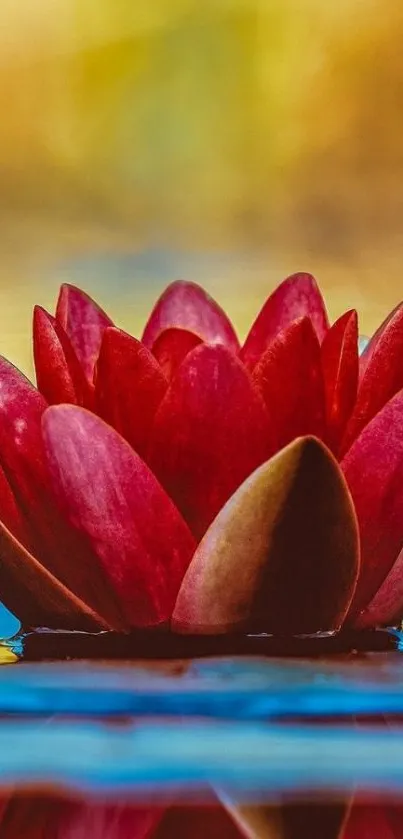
[220,798,339,839]
[0,796,162,839]
[33,306,93,407]
[359,302,402,378]
[342,804,403,839]
[241,272,329,369]
[342,389,403,623]
[321,310,359,455]
[42,405,196,628]
[95,327,168,457]
[282,801,350,839]
[0,462,30,547]
[340,302,403,456]
[148,344,273,540]
[173,437,359,635]
[353,546,403,628]
[155,806,243,839]
[55,284,113,381]
[141,280,240,353]
[0,357,123,628]
[0,517,107,630]
[252,317,325,451]
[151,327,203,380]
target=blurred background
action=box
[0,0,402,374]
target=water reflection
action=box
[0,654,401,836]
[0,790,402,837]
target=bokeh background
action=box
[0,0,403,380]
[0,0,401,635]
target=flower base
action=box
[4,625,402,662]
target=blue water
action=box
[0,602,20,638]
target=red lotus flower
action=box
[0,272,402,635]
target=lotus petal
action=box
[252,317,325,450]
[342,389,403,622]
[0,517,106,631]
[280,801,350,839]
[342,804,402,839]
[56,284,113,381]
[155,806,243,838]
[148,344,273,540]
[0,462,30,547]
[0,357,122,626]
[354,546,403,629]
[151,327,203,379]
[33,306,93,407]
[340,302,403,456]
[172,437,359,634]
[142,281,240,353]
[95,328,167,457]
[321,310,358,454]
[43,406,196,628]
[241,273,329,369]
[0,796,162,839]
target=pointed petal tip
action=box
[241,272,329,369]
[172,434,359,635]
[142,280,240,353]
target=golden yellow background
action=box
[1,0,403,373]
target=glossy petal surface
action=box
[241,273,329,369]
[152,327,203,379]
[342,389,403,623]
[95,328,168,457]
[173,437,359,634]
[43,406,196,628]
[33,306,93,407]
[56,284,113,381]
[142,280,240,353]
[148,344,273,540]
[321,310,359,454]
[340,302,403,456]
[252,317,325,450]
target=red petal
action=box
[353,545,403,628]
[359,302,401,377]
[33,306,93,407]
[252,317,325,450]
[0,517,107,630]
[155,806,243,839]
[241,272,329,369]
[55,284,113,381]
[151,327,203,379]
[342,389,403,623]
[95,327,168,457]
[282,802,350,839]
[321,310,359,454]
[148,344,273,540]
[0,357,122,628]
[342,804,402,839]
[173,437,359,634]
[0,462,30,547]
[340,302,403,456]
[42,405,196,628]
[0,796,162,839]
[142,281,240,353]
